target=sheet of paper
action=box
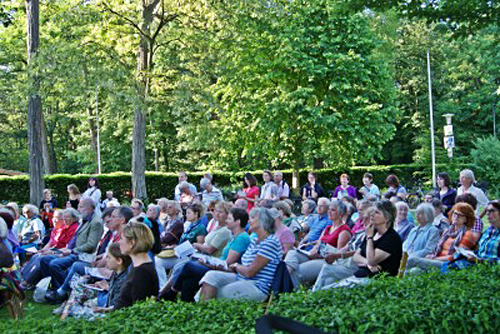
[24,247,38,254]
[85,267,112,280]
[175,241,196,259]
[455,247,478,259]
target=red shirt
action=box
[244,186,260,212]
[320,224,352,248]
[55,222,79,249]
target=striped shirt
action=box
[237,234,282,295]
[478,226,500,262]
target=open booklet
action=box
[190,253,229,270]
[455,247,478,259]
[85,267,113,280]
[175,241,196,259]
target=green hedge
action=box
[2,264,500,333]
[0,163,471,205]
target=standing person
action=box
[82,177,102,217]
[261,170,279,201]
[174,172,197,201]
[100,190,118,211]
[457,169,488,217]
[432,172,456,216]
[199,178,224,207]
[333,174,356,200]
[359,173,380,199]
[66,184,81,210]
[40,189,58,211]
[301,172,326,202]
[239,173,260,212]
[274,171,290,200]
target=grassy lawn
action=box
[0,291,57,321]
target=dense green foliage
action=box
[470,136,500,197]
[1,0,498,177]
[0,163,470,204]
[2,264,500,333]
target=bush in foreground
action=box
[2,264,500,333]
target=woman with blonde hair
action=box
[109,221,158,310]
[66,184,81,210]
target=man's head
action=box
[106,190,114,199]
[22,204,38,219]
[131,198,144,217]
[179,171,188,183]
[78,197,96,217]
[274,171,283,184]
[234,198,248,210]
[317,197,331,215]
[200,178,212,192]
[109,206,134,231]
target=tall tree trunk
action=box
[132,0,160,200]
[26,0,44,205]
[292,160,300,193]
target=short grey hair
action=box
[80,197,96,210]
[166,200,182,215]
[249,207,275,234]
[0,217,7,240]
[23,204,39,215]
[63,207,81,221]
[200,178,211,189]
[415,203,435,225]
[317,197,331,207]
[157,197,168,211]
[179,181,190,191]
[395,201,409,212]
[330,199,347,217]
[148,204,161,219]
[303,199,316,213]
[460,169,475,183]
[274,171,283,177]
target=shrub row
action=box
[0,163,470,205]
[2,264,500,333]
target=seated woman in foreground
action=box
[197,207,282,302]
[318,200,402,290]
[406,202,476,273]
[284,200,352,288]
[159,208,251,302]
[443,200,500,271]
[98,221,158,312]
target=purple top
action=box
[333,185,356,199]
[7,230,19,249]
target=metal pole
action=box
[493,97,497,139]
[95,83,101,174]
[427,51,436,188]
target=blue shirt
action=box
[221,233,251,261]
[237,234,282,295]
[403,223,441,258]
[305,213,331,247]
[477,226,500,262]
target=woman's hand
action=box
[425,254,436,259]
[229,263,239,273]
[365,222,375,238]
[324,253,340,264]
[367,264,382,273]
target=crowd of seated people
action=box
[0,168,497,319]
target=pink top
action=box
[351,219,365,234]
[320,224,352,248]
[244,186,260,212]
[49,226,64,246]
[274,225,295,252]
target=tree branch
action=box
[101,1,150,39]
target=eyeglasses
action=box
[452,211,466,218]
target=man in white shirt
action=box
[457,169,488,217]
[200,178,223,207]
[174,171,197,201]
[274,171,290,200]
